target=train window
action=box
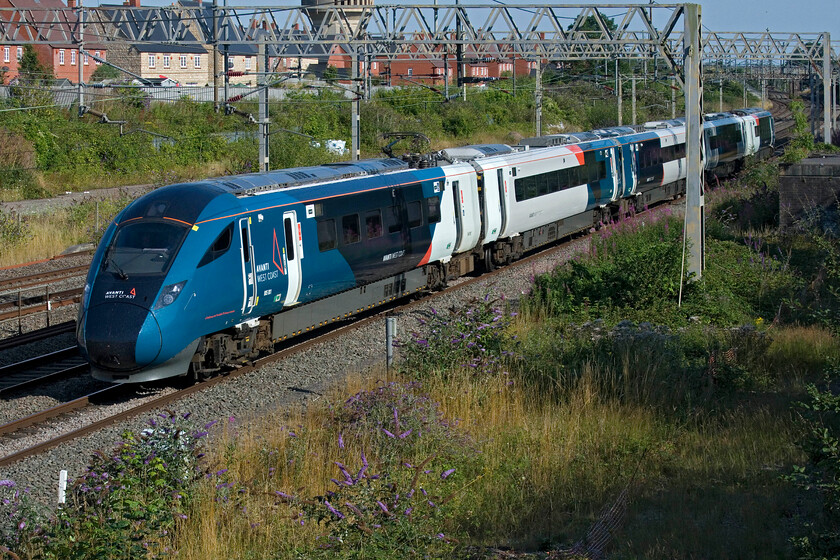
[241,226,250,263]
[105,220,188,276]
[283,217,295,261]
[407,201,422,228]
[365,210,383,239]
[317,219,337,251]
[342,214,361,245]
[198,222,234,268]
[427,197,441,223]
[387,206,402,234]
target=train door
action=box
[239,217,257,315]
[497,168,508,236]
[608,148,619,201]
[283,210,303,306]
[450,178,463,250]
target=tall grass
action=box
[0,195,132,267]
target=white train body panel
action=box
[442,163,482,254]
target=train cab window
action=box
[342,214,361,245]
[407,201,422,229]
[427,197,441,223]
[317,219,337,251]
[198,222,234,268]
[365,210,383,239]
[104,220,188,276]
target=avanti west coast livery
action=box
[77,108,774,383]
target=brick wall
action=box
[779,156,840,228]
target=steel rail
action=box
[0,287,83,322]
[0,265,89,294]
[0,385,119,439]
[0,321,76,352]
[0,348,88,394]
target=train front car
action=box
[77,182,243,383]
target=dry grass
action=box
[0,209,88,267]
[164,344,808,558]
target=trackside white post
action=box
[386,315,398,371]
[58,470,68,505]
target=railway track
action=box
[0,265,89,294]
[0,346,88,394]
[0,320,76,351]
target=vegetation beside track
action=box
[2,119,839,558]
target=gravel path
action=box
[0,231,595,505]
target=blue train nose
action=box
[84,302,162,372]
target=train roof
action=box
[203,158,410,196]
[438,144,514,162]
[518,131,601,148]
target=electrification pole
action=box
[258,40,269,172]
[823,32,832,142]
[77,2,84,117]
[684,3,704,281]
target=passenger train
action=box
[77,108,774,383]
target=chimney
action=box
[67,0,76,8]
[124,0,140,6]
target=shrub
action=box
[400,295,517,378]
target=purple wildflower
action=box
[0,480,15,488]
[216,469,228,476]
[324,500,345,519]
[441,468,455,479]
[376,501,390,514]
[338,433,344,449]
[398,430,412,439]
[274,491,294,499]
[382,428,395,438]
[204,420,218,429]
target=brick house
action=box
[0,0,107,84]
[94,1,209,86]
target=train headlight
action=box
[154,281,186,310]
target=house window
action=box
[59,49,65,65]
[372,61,377,70]
[3,47,8,63]
[95,51,101,65]
[71,50,76,65]
[227,57,234,70]
[148,54,155,68]
[16,46,22,60]
[84,52,89,65]
[245,57,251,71]
[163,55,170,68]
[194,55,201,69]
[406,68,413,76]
[180,55,187,69]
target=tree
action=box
[322,65,338,83]
[12,45,55,114]
[17,44,51,85]
[564,15,619,81]
[90,63,121,81]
